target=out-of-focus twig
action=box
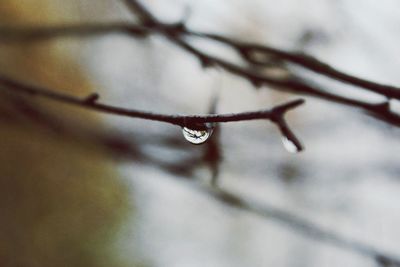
[200,186,400,267]
[203,92,223,187]
[188,32,400,100]
[0,23,147,41]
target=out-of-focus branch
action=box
[0,23,147,41]
[3,21,399,101]
[200,186,400,267]
[203,93,223,186]
[123,0,159,25]
[0,75,305,150]
[189,32,400,100]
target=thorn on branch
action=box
[83,93,100,104]
[272,99,306,114]
[374,101,391,112]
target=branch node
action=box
[200,57,214,69]
[271,99,305,117]
[250,78,264,89]
[374,101,391,112]
[127,26,149,38]
[83,93,100,104]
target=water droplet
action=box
[182,123,214,145]
[281,136,300,153]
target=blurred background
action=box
[1,0,400,267]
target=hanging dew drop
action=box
[182,123,214,145]
[281,136,300,153]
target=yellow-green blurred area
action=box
[0,1,134,267]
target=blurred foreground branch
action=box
[202,186,400,267]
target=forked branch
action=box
[1,9,398,126]
[0,75,305,150]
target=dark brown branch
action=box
[0,23,147,42]
[0,74,304,133]
[1,22,400,126]
[169,37,400,126]
[4,22,399,101]
[123,2,400,127]
[123,0,159,25]
[188,32,400,100]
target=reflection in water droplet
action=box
[282,136,300,153]
[182,124,214,145]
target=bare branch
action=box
[168,31,400,126]
[1,20,399,126]
[0,23,147,41]
[0,74,304,136]
[189,32,400,100]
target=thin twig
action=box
[187,32,400,100]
